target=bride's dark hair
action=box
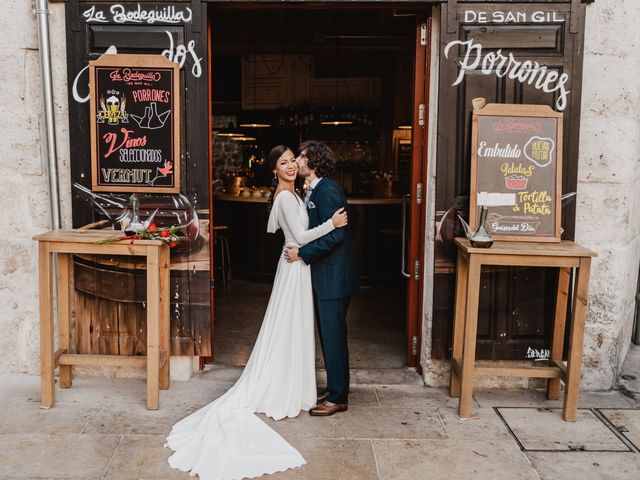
[266,145,292,212]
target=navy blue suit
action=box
[299,178,356,404]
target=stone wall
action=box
[573,0,640,389]
[0,2,71,374]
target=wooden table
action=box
[33,229,170,410]
[450,238,596,421]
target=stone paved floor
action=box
[1,366,639,480]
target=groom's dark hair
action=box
[299,140,336,177]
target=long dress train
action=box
[166,190,335,480]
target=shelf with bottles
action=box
[275,106,381,130]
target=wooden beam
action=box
[53,348,66,367]
[475,365,562,379]
[58,354,147,368]
[550,359,567,378]
[39,242,55,408]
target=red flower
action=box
[148,223,158,232]
[168,241,178,248]
[160,229,170,238]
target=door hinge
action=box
[418,104,425,126]
[414,259,421,281]
[416,182,423,205]
[420,23,428,46]
[210,277,215,289]
[412,335,418,356]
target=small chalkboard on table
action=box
[89,54,180,193]
[450,102,596,422]
[470,103,563,242]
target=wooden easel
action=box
[34,229,170,410]
[449,238,596,421]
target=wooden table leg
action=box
[38,242,55,408]
[57,253,73,389]
[146,246,160,410]
[547,266,571,400]
[562,257,591,421]
[458,256,482,418]
[159,245,170,390]
[450,252,469,398]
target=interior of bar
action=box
[209,8,416,368]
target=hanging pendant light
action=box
[217,132,245,137]
[241,25,271,129]
[239,122,271,128]
[231,136,257,142]
[320,108,353,126]
[216,121,244,137]
[321,19,352,127]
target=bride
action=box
[165,145,348,480]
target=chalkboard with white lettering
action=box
[470,104,562,241]
[90,54,180,192]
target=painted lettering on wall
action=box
[525,347,550,360]
[464,10,564,24]
[73,31,202,103]
[444,39,570,111]
[82,4,193,25]
[161,31,203,79]
[101,168,153,183]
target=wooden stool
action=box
[33,229,170,410]
[449,238,596,421]
[213,225,232,288]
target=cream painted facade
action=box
[1,1,638,390]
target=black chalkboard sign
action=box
[90,54,180,192]
[470,104,562,242]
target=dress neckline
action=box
[274,189,303,206]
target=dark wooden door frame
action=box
[406,15,432,369]
[205,2,433,369]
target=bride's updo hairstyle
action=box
[266,145,291,213]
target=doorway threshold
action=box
[200,364,423,386]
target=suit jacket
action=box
[299,178,357,300]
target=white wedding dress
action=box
[166,190,335,480]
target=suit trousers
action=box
[314,296,350,404]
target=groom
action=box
[285,140,357,416]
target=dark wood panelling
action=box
[89,26,184,52]
[65,1,211,357]
[433,1,585,360]
[463,25,562,53]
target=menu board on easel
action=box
[470,104,563,242]
[90,54,180,193]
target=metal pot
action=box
[224,175,249,195]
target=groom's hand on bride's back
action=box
[284,245,300,263]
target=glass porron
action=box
[119,193,200,253]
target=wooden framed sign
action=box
[470,103,563,242]
[90,54,180,193]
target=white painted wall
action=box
[573,0,640,389]
[0,2,71,374]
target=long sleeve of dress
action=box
[278,191,335,246]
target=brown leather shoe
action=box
[309,400,348,416]
[316,391,329,404]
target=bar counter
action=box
[213,192,403,282]
[214,192,403,205]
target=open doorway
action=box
[207,6,427,371]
